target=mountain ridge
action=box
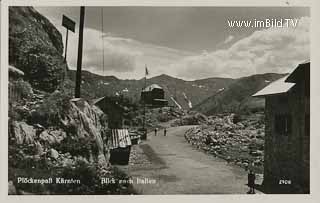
[192,72,288,115]
[68,69,286,112]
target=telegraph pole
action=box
[142,67,147,131]
[64,29,69,61]
[141,65,148,140]
[75,6,85,98]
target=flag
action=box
[145,65,149,76]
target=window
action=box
[275,114,292,135]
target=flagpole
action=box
[142,65,147,133]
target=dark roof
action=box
[92,96,129,112]
[253,60,309,97]
[285,60,310,83]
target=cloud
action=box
[224,35,234,44]
[167,16,310,80]
[58,26,193,79]
[46,10,309,80]
[64,28,141,74]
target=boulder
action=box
[34,141,44,155]
[60,98,109,165]
[39,129,66,145]
[49,148,59,159]
[12,121,36,144]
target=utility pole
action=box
[64,30,69,61]
[141,65,148,140]
[75,6,85,98]
[142,67,147,130]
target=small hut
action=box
[93,96,133,165]
[253,60,310,193]
[141,84,168,106]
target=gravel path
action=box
[118,126,263,194]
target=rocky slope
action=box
[8,7,134,195]
[184,113,265,173]
[9,94,109,165]
[9,6,67,92]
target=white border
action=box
[1,0,319,203]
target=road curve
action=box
[118,126,261,194]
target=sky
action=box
[35,6,310,80]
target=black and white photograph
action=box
[1,0,318,198]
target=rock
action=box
[8,181,17,195]
[34,123,45,130]
[60,157,74,167]
[237,122,245,129]
[250,150,263,157]
[60,98,109,165]
[39,131,55,145]
[35,141,44,155]
[11,121,36,144]
[184,112,265,172]
[9,7,67,92]
[39,129,66,145]
[49,148,59,159]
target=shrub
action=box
[29,91,71,127]
[13,79,33,99]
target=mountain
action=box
[192,73,287,115]
[67,71,235,109]
[8,6,289,116]
[9,7,67,92]
[68,70,286,113]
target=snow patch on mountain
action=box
[170,97,182,109]
[122,88,129,92]
[217,88,225,92]
[182,92,193,108]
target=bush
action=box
[29,91,71,127]
[13,79,33,99]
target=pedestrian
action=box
[154,128,158,136]
[164,128,167,136]
[247,170,256,194]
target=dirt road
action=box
[118,126,262,194]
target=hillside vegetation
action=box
[193,73,287,115]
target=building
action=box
[140,84,168,106]
[93,96,133,165]
[93,96,127,129]
[253,60,310,193]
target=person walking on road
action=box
[164,128,167,136]
[154,128,158,136]
[247,170,256,194]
